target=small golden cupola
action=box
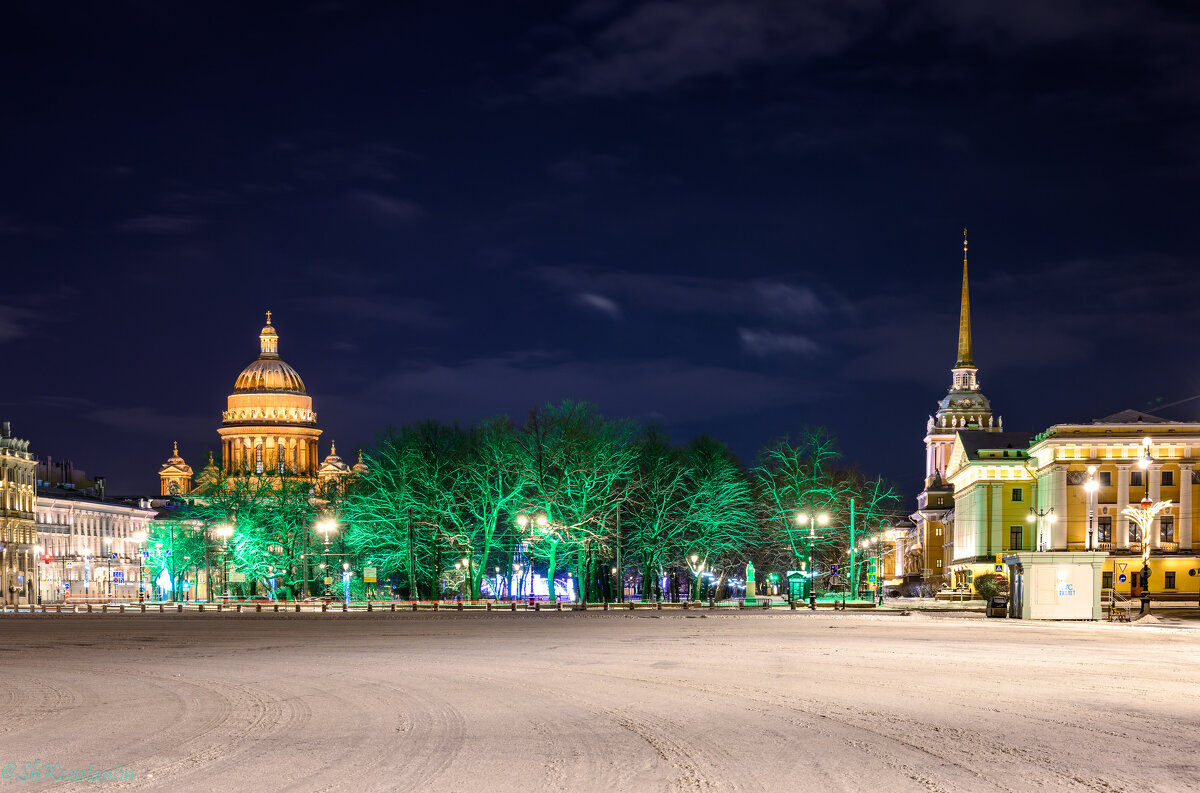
[158,441,194,495]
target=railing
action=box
[1102,588,1132,622]
[1159,541,1179,553]
[1096,542,1113,551]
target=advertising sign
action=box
[363,567,378,583]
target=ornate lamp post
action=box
[132,530,147,600]
[1084,466,1099,551]
[1027,507,1057,552]
[1123,436,1169,616]
[796,512,829,609]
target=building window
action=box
[936,559,942,568]
[935,527,943,537]
[1097,516,1112,543]
[1130,470,1143,487]
[1011,487,1023,502]
[1099,471,1112,487]
[1009,526,1023,550]
[1102,571,1113,590]
[1165,571,1176,589]
[1160,516,1175,543]
[1161,470,1174,487]
[255,444,264,475]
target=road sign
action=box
[995,553,1003,565]
[63,583,70,590]
[995,564,1004,573]
[113,571,125,583]
[65,561,72,568]
[829,564,838,575]
[323,576,333,585]
[1118,573,1128,583]
[1118,563,1127,572]
[229,572,246,583]
[363,567,377,583]
[867,573,877,584]
[111,552,118,560]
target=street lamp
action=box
[1027,507,1057,552]
[132,530,147,600]
[1123,436,1170,615]
[687,554,705,601]
[215,524,233,598]
[796,512,829,609]
[1084,466,1099,551]
[317,519,337,599]
[514,511,552,601]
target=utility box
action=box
[1003,552,1108,620]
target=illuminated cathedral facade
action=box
[159,313,363,495]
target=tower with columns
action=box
[216,313,323,480]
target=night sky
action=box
[3,1,1199,496]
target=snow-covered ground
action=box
[1,612,1196,792]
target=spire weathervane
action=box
[956,228,973,368]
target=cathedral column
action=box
[1116,464,1131,548]
[1180,464,1193,550]
[1150,464,1162,549]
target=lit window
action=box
[1160,516,1175,543]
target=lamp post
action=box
[515,511,551,601]
[1084,466,1099,551]
[132,530,147,601]
[1027,507,1057,552]
[687,554,706,601]
[796,512,829,609]
[317,519,337,599]
[215,524,233,598]
[1122,436,1170,616]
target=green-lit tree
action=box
[143,518,205,601]
[624,425,691,602]
[680,436,757,601]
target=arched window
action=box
[256,444,264,475]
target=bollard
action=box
[510,602,516,612]
[433,601,440,612]
[457,601,463,611]
[103,604,109,613]
[368,601,373,612]
[763,600,770,610]
[682,601,689,610]
[237,604,242,613]
[158,603,164,613]
[603,602,609,611]
[119,604,125,613]
[274,604,280,613]
[217,603,222,612]
[56,605,62,614]
[177,604,183,613]
[256,604,262,613]
[790,600,797,610]
[486,602,492,612]
[657,602,662,610]
[322,603,327,613]
[534,602,540,612]
[342,603,347,612]
[199,604,205,613]
[556,602,562,612]
[412,601,418,612]
[629,602,635,611]
[88,604,93,613]
[294,604,300,612]
[391,603,396,612]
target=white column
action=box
[1150,464,1162,549]
[1051,466,1068,550]
[1180,464,1193,551]
[1116,464,1130,548]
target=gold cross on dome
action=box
[265,310,272,325]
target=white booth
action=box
[1003,552,1108,620]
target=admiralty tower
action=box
[217,312,322,477]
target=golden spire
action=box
[173,440,179,456]
[955,228,973,367]
[265,309,272,326]
[330,440,337,457]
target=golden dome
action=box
[233,311,307,394]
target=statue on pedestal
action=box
[744,560,757,604]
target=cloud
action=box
[117,214,204,234]
[295,294,451,331]
[738,329,821,357]
[327,351,817,429]
[350,191,427,225]
[538,0,883,96]
[576,292,622,319]
[530,265,835,322]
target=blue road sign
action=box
[1118,573,1128,583]
[112,552,118,560]
[63,583,70,590]
[830,564,838,575]
[113,571,125,584]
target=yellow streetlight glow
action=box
[817,513,829,525]
[536,515,548,528]
[516,514,529,528]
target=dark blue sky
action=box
[3,1,1199,495]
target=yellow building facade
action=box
[946,412,1200,600]
[1,421,37,605]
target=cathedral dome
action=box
[232,311,307,394]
